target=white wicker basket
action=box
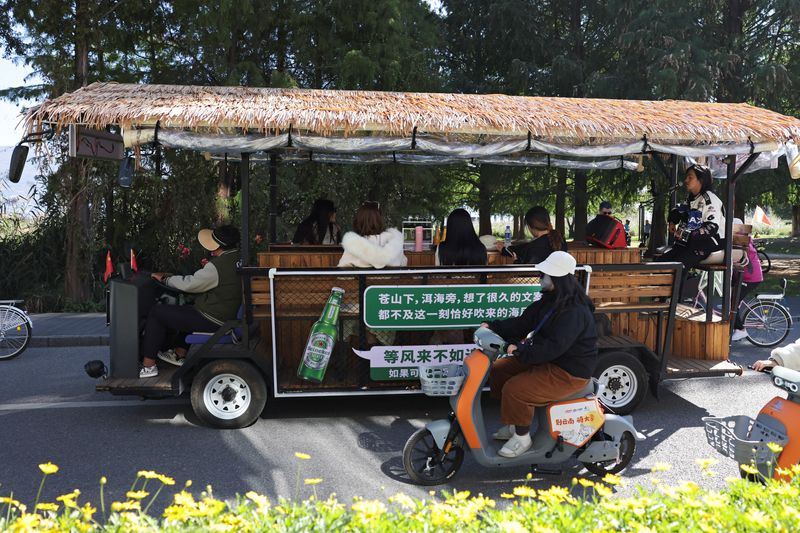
[419,364,465,397]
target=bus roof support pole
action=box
[241,152,251,266]
[669,154,679,210]
[269,153,278,244]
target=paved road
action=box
[0,331,794,511]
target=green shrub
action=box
[2,461,799,532]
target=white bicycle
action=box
[0,300,32,360]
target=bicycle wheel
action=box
[0,306,32,360]
[743,302,791,347]
[757,250,771,274]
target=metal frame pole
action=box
[240,152,251,266]
[269,153,278,243]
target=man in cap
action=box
[140,225,242,378]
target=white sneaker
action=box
[498,432,532,458]
[158,349,185,367]
[139,365,159,379]
[492,424,515,441]
[731,329,749,342]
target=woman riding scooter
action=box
[482,251,598,458]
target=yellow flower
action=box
[512,486,536,498]
[294,452,311,460]
[450,489,471,501]
[577,478,595,488]
[389,493,416,510]
[157,474,176,486]
[740,463,759,475]
[351,499,386,523]
[695,458,719,470]
[38,462,59,475]
[173,490,196,507]
[126,490,149,500]
[304,478,323,485]
[56,489,80,508]
[137,470,159,479]
[767,442,784,453]
[702,493,728,508]
[594,483,613,498]
[100,476,107,485]
[245,491,270,508]
[111,500,141,512]
[80,502,97,521]
[743,508,771,529]
[650,462,671,472]
[163,504,191,522]
[0,496,23,507]
[35,502,59,512]
[499,520,528,533]
[12,513,41,530]
[602,473,623,485]
[500,492,515,499]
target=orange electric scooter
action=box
[704,365,800,481]
[402,327,645,485]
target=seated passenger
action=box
[338,201,407,268]
[752,338,800,372]
[657,164,725,268]
[498,206,567,264]
[731,217,763,342]
[141,225,242,378]
[482,251,597,457]
[435,208,487,266]
[293,198,342,245]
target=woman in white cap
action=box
[480,251,598,458]
[140,225,242,378]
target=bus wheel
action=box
[190,359,267,429]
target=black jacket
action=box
[510,235,568,265]
[487,293,598,379]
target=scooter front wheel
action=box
[403,428,464,486]
[582,431,636,476]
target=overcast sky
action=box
[0,56,40,147]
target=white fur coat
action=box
[338,228,407,268]
[770,339,800,372]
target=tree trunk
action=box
[792,205,800,237]
[572,171,588,240]
[555,169,566,236]
[477,167,493,236]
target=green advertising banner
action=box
[363,284,541,330]
[354,344,474,381]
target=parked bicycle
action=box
[689,277,792,348]
[0,300,32,360]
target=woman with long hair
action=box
[338,201,407,268]
[292,198,342,245]
[501,206,566,264]
[482,251,598,457]
[658,164,725,267]
[436,208,487,266]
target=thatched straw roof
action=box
[23,82,800,145]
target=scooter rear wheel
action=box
[403,428,464,486]
[582,431,636,476]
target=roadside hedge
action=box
[2,462,799,532]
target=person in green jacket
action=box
[140,225,242,378]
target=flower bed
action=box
[2,461,799,532]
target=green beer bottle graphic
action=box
[297,287,345,382]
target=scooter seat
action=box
[561,379,597,401]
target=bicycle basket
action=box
[419,364,465,397]
[702,415,788,474]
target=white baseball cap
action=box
[535,251,577,277]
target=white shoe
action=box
[492,425,515,441]
[139,365,159,379]
[158,349,185,366]
[498,433,532,458]
[731,329,749,342]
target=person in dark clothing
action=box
[499,206,567,264]
[436,208,487,266]
[141,225,242,378]
[657,164,725,268]
[481,251,598,458]
[293,198,342,245]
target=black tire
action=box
[190,359,267,429]
[582,431,636,476]
[0,306,31,360]
[757,250,771,274]
[403,428,464,486]
[593,351,648,415]
[744,302,791,348]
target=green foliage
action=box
[2,463,800,531]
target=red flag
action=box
[130,249,139,272]
[103,251,114,282]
